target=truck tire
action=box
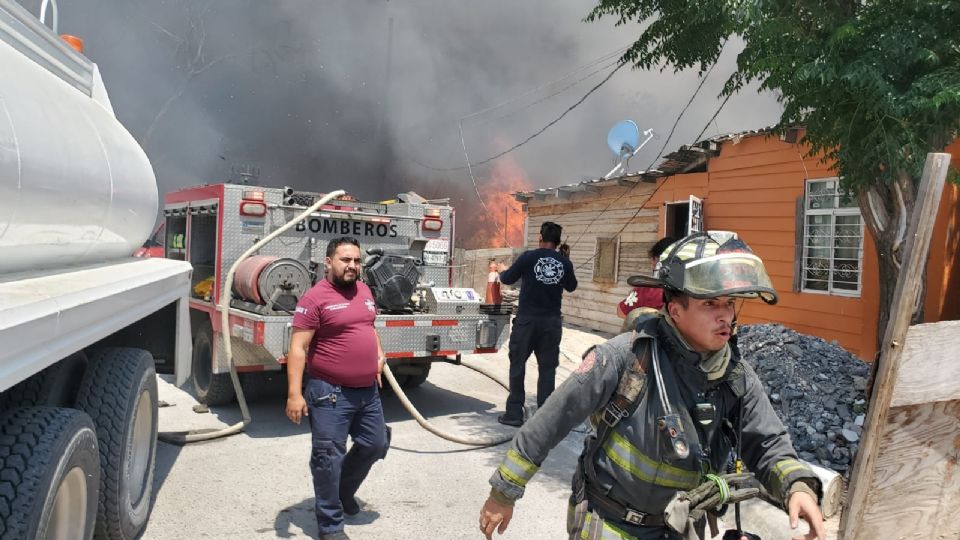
[401,363,431,389]
[75,348,158,540]
[0,407,100,540]
[0,353,86,411]
[191,323,235,406]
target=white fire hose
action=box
[160,188,515,448]
[159,190,345,444]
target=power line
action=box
[566,46,727,260]
[396,42,632,153]
[460,45,630,122]
[470,57,622,129]
[459,119,505,240]
[572,93,735,272]
[643,41,726,171]
[411,60,628,173]
[693,92,732,143]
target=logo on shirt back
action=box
[534,257,564,285]
[295,306,309,315]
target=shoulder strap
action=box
[581,338,652,489]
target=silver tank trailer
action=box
[0,23,157,274]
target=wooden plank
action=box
[841,153,952,539]
[890,320,960,407]
[706,188,805,204]
[854,400,960,539]
[707,202,797,217]
[710,217,797,233]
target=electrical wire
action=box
[570,81,736,272]
[469,57,623,129]
[460,45,630,122]
[460,119,506,240]
[456,61,628,239]
[419,61,628,173]
[567,46,728,264]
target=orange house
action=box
[516,131,960,360]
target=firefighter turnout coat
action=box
[489,316,822,539]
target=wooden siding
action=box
[519,133,959,359]
[640,135,879,357]
[525,182,661,334]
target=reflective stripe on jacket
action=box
[489,316,821,515]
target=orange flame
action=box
[459,155,531,249]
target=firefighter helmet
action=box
[627,232,778,305]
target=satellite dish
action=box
[607,120,640,156]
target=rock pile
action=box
[737,323,871,473]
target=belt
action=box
[585,483,665,528]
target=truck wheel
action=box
[75,348,158,540]
[0,353,86,410]
[0,407,100,540]
[191,324,236,406]
[401,363,431,389]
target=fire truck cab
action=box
[165,183,512,405]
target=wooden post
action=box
[839,153,952,539]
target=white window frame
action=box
[593,236,620,283]
[801,177,864,297]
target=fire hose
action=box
[158,190,347,444]
[159,188,515,447]
[383,356,514,447]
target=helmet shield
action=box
[681,253,777,304]
[626,231,779,305]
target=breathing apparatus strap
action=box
[579,338,651,496]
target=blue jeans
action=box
[306,378,387,534]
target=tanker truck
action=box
[0,1,191,538]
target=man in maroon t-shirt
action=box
[285,237,387,540]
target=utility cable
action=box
[566,47,728,265]
[460,119,506,240]
[458,61,627,239]
[421,61,628,173]
[460,44,630,122]
[571,79,735,272]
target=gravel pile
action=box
[737,323,871,473]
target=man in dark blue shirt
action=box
[497,221,577,426]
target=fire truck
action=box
[164,183,512,405]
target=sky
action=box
[21,0,784,244]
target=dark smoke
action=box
[23,0,780,245]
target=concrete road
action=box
[144,326,838,539]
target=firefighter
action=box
[478,232,826,540]
[496,221,578,427]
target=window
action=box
[802,178,864,296]
[593,237,619,283]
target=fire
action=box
[459,155,532,249]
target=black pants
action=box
[505,316,562,418]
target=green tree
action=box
[588,0,960,346]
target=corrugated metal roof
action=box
[515,126,782,201]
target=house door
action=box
[665,196,704,238]
[665,202,688,238]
